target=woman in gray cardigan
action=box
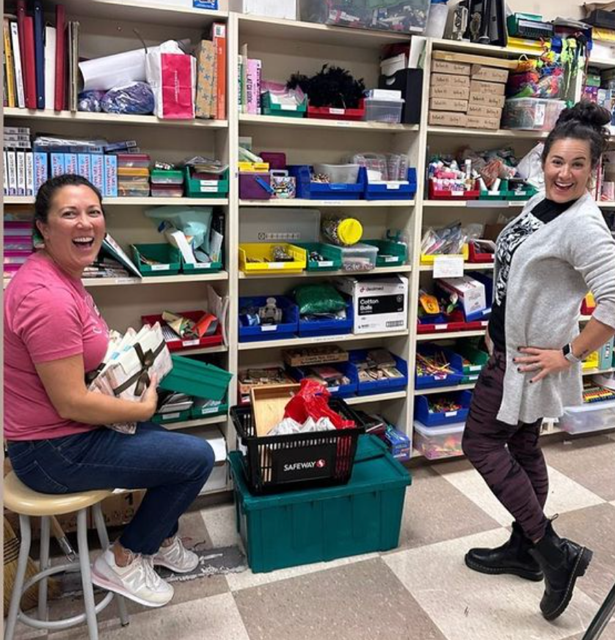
[462,102,615,621]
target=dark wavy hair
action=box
[542,101,611,169]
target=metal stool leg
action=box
[92,503,130,627]
[38,515,51,622]
[76,508,99,640]
[583,583,615,640]
[5,515,33,640]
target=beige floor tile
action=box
[233,558,447,640]
[201,504,241,550]
[383,529,598,640]
[397,466,501,550]
[544,436,615,502]
[48,592,249,640]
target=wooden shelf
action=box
[239,114,419,133]
[177,344,229,356]
[162,414,227,431]
[239,199,415,208]
[81,272,228,287]
[431,37,544,59]
[427,126,548,139]
[414,383,476,396]
[419,263,493,272]
[422,200,525,208]
[345,391,407,405]
[239,266,412,279]
[4,196,229,206]
[597,201,615,208]
[416,329,486,341]
[238,329,409,351]
[3,107,228,129]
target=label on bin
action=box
[445,411,458,417]
[328,386,339,393]
[161,412,180,420]
[182,339,200,347]
[261,325,277,331]
[267,263,285,269]
[194,263,212,269]
[271,443,337,484]
[329,108,344,115]
[318,261,334,267]
[151,264,170,271]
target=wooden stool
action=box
[4,472,130,640]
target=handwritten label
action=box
[182,339,200,347]
[318,261,334,268]
[384,256,398,263]
[433,255,464,279]
[151,264,170,271]
[435,324,448,330]
[194,263,212,269]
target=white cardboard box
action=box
[335,275,408,334]
[438,276,486,317]
[230,0,297,19]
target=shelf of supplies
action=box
[3,107,228,129]
[81,272,228,287]
[597,201,615,208]
[178,344,229,356]
[416,329,486,341]
[163,414,228,431]
[238,329,409,351]
[422,200,525,208]
[239,113,419,133]
[431,37,545,59]
[345,391,407,405]
[414,382,476,396]
[239,265,412,279]
[3,196,229,206]
[419,263,493,272]
[427,126,548,139]
[583,367,615,377]
[239,199,415,208]
[237,13,411,49]
[588,57,615,69]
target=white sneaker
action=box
[153,536,199,573]
[91,548,174,608]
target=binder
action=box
[211,22,226,120]
[4,18,16,107]
[7,151,17,195]
[3,151,8,195]
[44,26,56,110]
[16,1,27,90]
[54,4,66,111]
[68,21,80,113]
[25,150,34,195]
[10,21,25,108]
[34,151,48,191]
[16,150,26,195]
[33,0,45,109]
[23,16,36,109]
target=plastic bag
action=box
[145,205,213,253]
[78,90,105,112]
[294,284,346,315]
[101,82,155,115]
[283,379,355,430]
[517,143,545,190]
[268,416,335,436]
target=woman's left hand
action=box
[514,347,572,384]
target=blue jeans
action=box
[7,422,215,555]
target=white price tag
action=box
[280,105,297,111]
[318,261,334,268]
[162,412,180,420]
[385,183,401,190]
[199,186,218,192]
[151,264,170,271]
[182,339,200,347]
[433,255,464,279]
[451,190,464,197]
[268,263,285,269]
[261,325,277,331]
[445,411,457,417]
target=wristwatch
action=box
[562,343,582,364]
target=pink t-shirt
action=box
[4,252,110,441]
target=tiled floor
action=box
[11,433,615,640]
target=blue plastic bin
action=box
[297,298,353,338]
[288,165,365,200]
[239,296,299,342]
[415,343,465,390]
[349,349,409,395]
[363,168,417,201]
[287,361,358,398]
[414,390,473,427]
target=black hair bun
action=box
[556,101,611,130]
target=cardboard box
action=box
[431,60,471,76]
[230,0,296,19]
[471,65,509,83]
[100,490,145,528]
[468,92,506,108]
[438,276,486,317]
[470,80,506,96]
[432,50,517,70]
[431,73,470,89]
[467,104,503,120]
[428,110,468,127]
[467,115,501,130]
[429,84,470,100]
[430,97,468,112]
[334,275,408,335]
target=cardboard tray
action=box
[250,383,301,437]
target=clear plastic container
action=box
[424,0,449,38]
[150,169,184,185]
[116,153,151,168]
[118,184,150,197]
[502,98,567,131]
[151,186,184,198]
[326,242,378,272]
[413,421,465,460]
[364,98,404,124]
[558,400,615,435]
[313,163,360,184]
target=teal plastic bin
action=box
[159,355,232,401]
[229,435,411,573]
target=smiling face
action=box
[36,184,105,279]
[543,138,593,204]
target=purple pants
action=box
[461,349,549,541]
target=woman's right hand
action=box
[140,373,158,420]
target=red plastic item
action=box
[307,99,366,121]
[428,181,480,200]
[141,310,223,351]
[284,379,355,429]
[581,296,596,316]
[260,152,286,171]
[467,240,495,264]
[417,319,489,334]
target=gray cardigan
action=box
[495,191,615,425]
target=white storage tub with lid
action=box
[558,400,615,435]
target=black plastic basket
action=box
[230,398,365,495]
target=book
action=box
[33,151,48,191]
[23,16,36,109]
[246,58,261,115]
[16,150,25,195]
[91,153,104,192]
[10,21,25,108]
[25,150,33,195]
[7,151,17,194]
[16,1,27,90]
[44,26,56,110]
[4,18,16,108]
[104,155,118,197]
[54,4,66,111]
[195,39,215,119]
[50,153,64,176]
[33,0,45,109]
[3,151,8,194]
[211,22,226,120]
[102,234,142,278]
[77,153,92,180]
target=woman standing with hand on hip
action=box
[462,102,615,621]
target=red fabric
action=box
[160,53,194,119]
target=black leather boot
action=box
[529,521,593,621]
[465,522,543,581]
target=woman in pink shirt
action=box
[4,174,214,610]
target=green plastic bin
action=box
[363,240,407,267]
[456,343,489,383]
[229,435,411,573]
[190,398,229,420]
[152,409,191,425]
[295,242,342,271]
[184,167,229,198]
[159,355,232,402]
[181,255,223,274]
[131,243,181,277]
[261,92,307,118]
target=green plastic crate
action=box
[182,255,223,274]
[190,399,229,420]
[184,167,229,198]
[294,242,342,271]
[159,355,232,401]
[229,435,411,573]
[131,243,181,276]
[261,92,307,118]
[363,240,407,267]
[456,343,489,383]
[152,409,191,425]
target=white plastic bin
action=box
[414,421,465,460]
[314,163,360,184]
[558,400,615,435]
[364,98,405,123]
